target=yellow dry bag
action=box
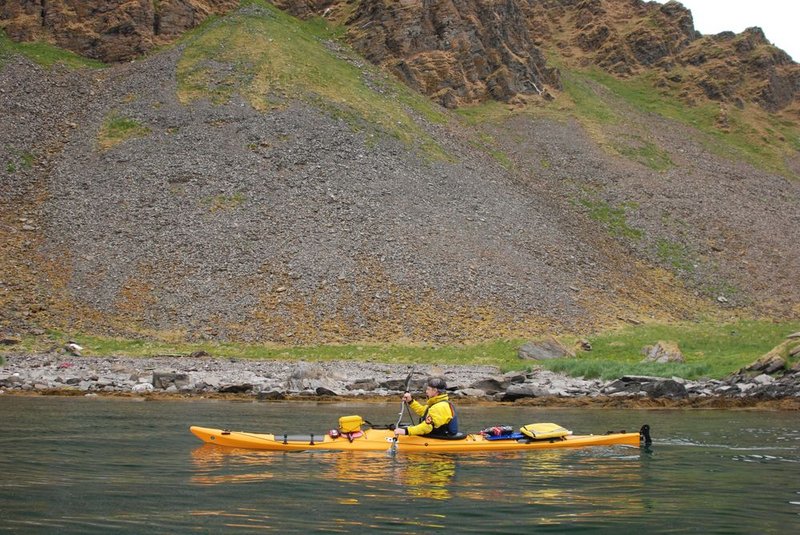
[519,422,571,440]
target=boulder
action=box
[518,336,575,360]
[346,379,378,391]
[641,341,684,363]
[219,383,253,394]
[469,378,504,394]
[457,388,488,398]
[0,336,21,346]
[256,389,285,400]
[640,379,687,398]
[152,371,177,389]
[744,354,786,375]
[752,374,774,385]
[315,386,338,396]
[501,383,550,401]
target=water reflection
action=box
[190,445,457,500]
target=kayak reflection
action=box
[190,445,456,500]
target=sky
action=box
[655,0,799,61]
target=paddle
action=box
[390,367,414,454]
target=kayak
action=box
[189,423,651,453]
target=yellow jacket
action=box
[405,393,455,436]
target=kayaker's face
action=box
[425,385,438,398]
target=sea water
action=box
[1,396,798,533]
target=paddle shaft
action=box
[391,368,414,453]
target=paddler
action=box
[393,376,459,438]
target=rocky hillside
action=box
[2,1,798,114]
[0,1,798,345]
[0,0,239,62]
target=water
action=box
[1,396,799,533]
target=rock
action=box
[132,383,154,393]
[502,383,550,401]
[641,341,684,363]
[469,378,504,394]
[346,379,378,391]
[256,389,285,400]
[0,336,21,346]
[753,374,774,385]
[457,387,488,398]
[64,342,83,356]
[518,336,575,360]
[501,372,527,385]
[315,386,338,396]
[0,0,239,62]
[219,383,253,393]
[641,379,687,398]
[152,371,189,389]
[346,0,560,107]
[744,355,786,375]
[787,332,800,339]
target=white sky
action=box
[655,0,798,61]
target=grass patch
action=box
[455,100,518,126]
[0,29,105,69]
[5,320,798,381]
[98,113,151,149]
[203,192,246,212]
[6,333,527,373]
[613,137,674,171]
[655,239,694,272]
[577,68,799,176]
[560,71,619,125]
[176,1,449,159]
[542,319,800,380]
[578,197,642,240]
[469,133,513,170]
[4,147,36,175]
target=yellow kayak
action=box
[189,424,650,453]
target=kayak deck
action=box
[189,425,648,453]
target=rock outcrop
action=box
[345,0,560,108]
[2,0,797,113]
[0,0,238,62]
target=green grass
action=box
[5,320,798,381]
[541,319,800,380]
[576,68,800,176]
[0,29,105,69]
[561,71,619,125]
[6,333,526,372]
[655,239,694,272]
[469,133,513,170]
[578,198,643,240]
[4,147,36,175]
[613,138,674,171]
[203,193,246,212]
[176,0,449,160]
[98,113,151,149]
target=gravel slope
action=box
[1,44,798,344]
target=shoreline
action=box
[1,353,799,410]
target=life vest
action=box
[422,400,459,437]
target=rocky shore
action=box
[1,353,799,409]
